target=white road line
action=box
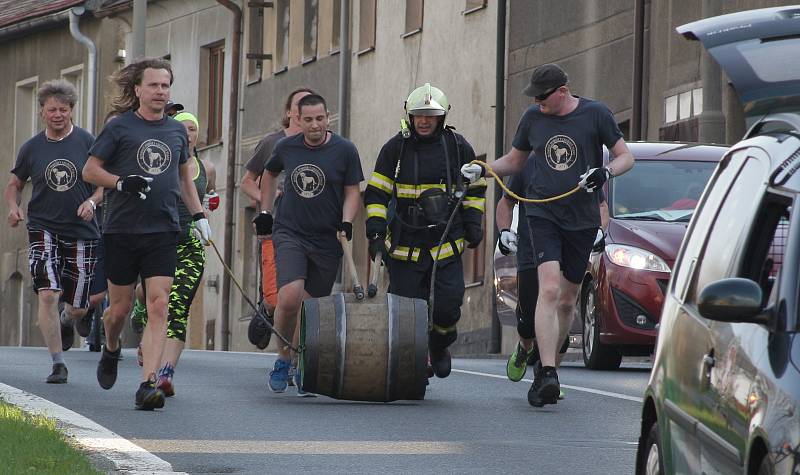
[0,383,185,474]
[451,369,644,403]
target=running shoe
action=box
[60,309,75,352]
[135,377,165,410]
[46,363,68,384]
[130,300,147,334]
[157,363,175,397]
[528,365,560,407]
[75,307,94,338]
[97,345,121,390]
[268,358,291,393]
[506,342,530,382]
[559,389,566,400]
[430,348,452,378]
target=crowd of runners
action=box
[5,58,632,409]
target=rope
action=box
[207,239,299,353]
[470,159,581,203]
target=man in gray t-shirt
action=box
[82,58,211,411]
[4,79,102,384]
[462,64,635,408]
[253,94,364,393]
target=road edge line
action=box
[450,369,644,403]
[0,382,185,474]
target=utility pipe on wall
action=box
[68,7,97,134]
[338,0,351,138]
[215,0,242,351]
[131,0,146,60]
[631,0,645,140]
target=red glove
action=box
[204,190,220,211]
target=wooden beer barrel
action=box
[300,292,429,402]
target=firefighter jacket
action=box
[365,128,487,262]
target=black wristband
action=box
[192,212,205,221]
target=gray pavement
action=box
[0,347,650,474]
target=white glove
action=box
[578,167,612,192]
[460,163,484,183]
[192,218,211,245]
[499,229,518,255]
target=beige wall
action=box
[350,0,498,354]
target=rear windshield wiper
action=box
[615,215,666,221]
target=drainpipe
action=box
[490,0,506,354]
[131,0,147,60]
[216,0,242,351]
[69,7,97,134]
[698,0,725,143]
[338,0,351,137]
[631,0,645,140]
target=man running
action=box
[4,79,101,383]
[82,58,210,410]
[253,94,363,393]
[462,63,633,406]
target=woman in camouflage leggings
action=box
[130,112,217,396]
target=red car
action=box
[581,142,727,369]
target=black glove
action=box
[578,167,613,192]
[337,222,353,241]
[368,233,385,260]
[464,223,483,249]
[592,228,606,252]
[116,175,153,200]
[253,212,273,235]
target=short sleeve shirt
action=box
[266,133,364,253]
[511,97,622,230]
[244,130,286,175]
[88,111,189,234]
[11,127,99,240]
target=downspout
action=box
[216,0,242,351]
[698,0,725,143]
[68,7,97,134]
[491,0,506,354]
[338,0,351,137]
[631,0,644,140]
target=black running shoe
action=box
[528,365,560,407]
[97,345,121,390]
[46,363,68,384]
[135,378,165,410]
[430,348,452,378]
[247,305,273,350]
[60,310,75,352]
[75,307,94,338]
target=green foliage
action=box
[0,401,100,475]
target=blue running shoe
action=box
[268,358,291,393]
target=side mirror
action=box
[698,278,766,323]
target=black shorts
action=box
[103,232,179,286]
[272,234,340,298]
[90,237,108,295]
[528,217,595,284]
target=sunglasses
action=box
[535,84,564,101]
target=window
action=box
[357,0,376,54]
[201,42,225,146]
[274,0,290,72]
[246,1,266,82]
[403,0,423,37]
[463,0,486,14]
[14,77,38,152]
[664,87,703,124]
[61,65,84,127]
[303,0,318,64]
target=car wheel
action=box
[638,422,664,475]
[582,282,622,370]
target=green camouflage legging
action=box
[134,234,205,342]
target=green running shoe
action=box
[130,300,147,334]
[506,342,530,382]
[558,389,565,400]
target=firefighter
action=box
[364,83,486,378]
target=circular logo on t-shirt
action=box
[544,135,578,171]
[291,164,326,198]
[45,159,78,192]
[136,139,172,175]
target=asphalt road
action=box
[0,347,650,474]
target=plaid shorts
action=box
[28,229,99,309]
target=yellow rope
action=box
[470,159,581,203]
